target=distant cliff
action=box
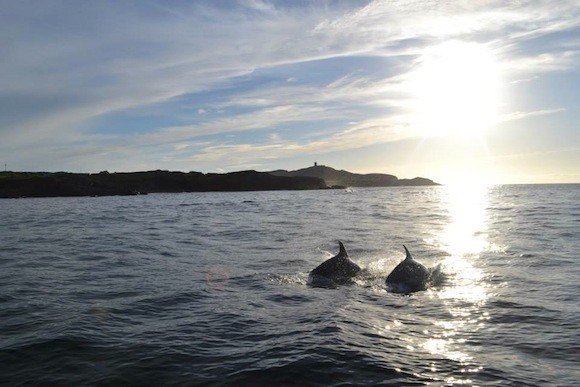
[269,165,439,188]
[0,170,327,198]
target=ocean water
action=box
[1,184,579,386]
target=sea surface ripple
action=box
[1,185,579,386]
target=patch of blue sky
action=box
[84,108,183,136]
[531,73,579,110]
[506,71,578,124]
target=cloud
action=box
[269,133,282,142]
[499,108,566,122]
[502,50,580,74]
[137,104,344,147]
[238,0,276,13]
[1,2,361,141]
[210,73,409,117]
[190,115,410,165]
[174,143,191,151]
[510,75,539,84]
[1,0,579,172]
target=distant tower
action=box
[314,162,318,167]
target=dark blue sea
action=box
[1,184,579,386]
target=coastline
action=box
[0,166,439,199]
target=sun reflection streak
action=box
[434,181,492,302]
[371,183,493,381]
[420,183,493,372]
[439,182,490,257]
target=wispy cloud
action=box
[190,115,410,166]
[1,0,579,176]
[138,104,343,146]
[499,108,567,122]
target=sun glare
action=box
[435,180,491,302]
[409,41,501,138]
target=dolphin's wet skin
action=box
[307,241,361,288]
[385,245,439,293]
[308,243,444,293]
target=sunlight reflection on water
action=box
[424,184,493,378]
[436,183,491,302]
[369,183,495,382]
[439,183,490,257]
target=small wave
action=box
[224,354,405,386]
[488,300,561,324]
[178,202,204,207]
[124,291,207,317]
[264,294,312,305]
[75,254,110,262]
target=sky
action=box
[1,0,579,184]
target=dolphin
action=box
[308,241,361,288]
[385,245,432,293]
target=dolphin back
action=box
[385,246,431,293]
[308,241,361,286]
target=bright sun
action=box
[409,41,501,138]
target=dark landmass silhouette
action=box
[270,165,439,188]
[0,166,438,198]
[0,170,325,198]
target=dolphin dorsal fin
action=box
[338,241,348,258]
[403,245,413,260]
